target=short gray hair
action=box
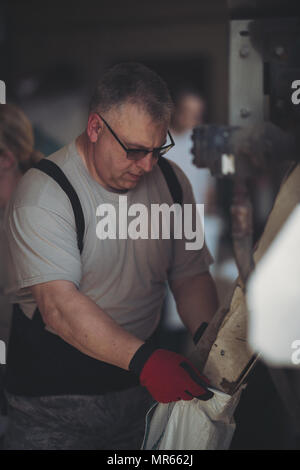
[89,62,173,123]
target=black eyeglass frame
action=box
[95,112,175,161]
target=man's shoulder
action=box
[11,142,74,211]
[152,157,191,191]
[46,140,78,168]
[139,158,192,208]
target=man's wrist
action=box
[128,342,157,376]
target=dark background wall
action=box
[1,0,229,126]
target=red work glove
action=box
[129,343,214,404]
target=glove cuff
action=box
[193,322,208,345]
[128,342,157,376]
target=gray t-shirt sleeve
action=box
[6,203,82,291]
[167,163,214,281]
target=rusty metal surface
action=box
[229,19,264,127]
[189,164,300,394]
[231,179,254,283]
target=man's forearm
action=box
[169,271,219,337]
[31,281,144,371]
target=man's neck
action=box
[75,133,106,187]
[75,134,128,194]
[75,133,91,172]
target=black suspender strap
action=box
[34,159,85,254]
[30,159,85,329]
[34,158,181,250]
[157,157,183,206]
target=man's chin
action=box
[122,180,139,189]
[122,175,142,189]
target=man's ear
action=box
[86,113,103,143]
[0,150,17,172]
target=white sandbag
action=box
[142,386,244,450]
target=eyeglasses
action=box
[95,112,175,161]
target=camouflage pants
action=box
[3,386,154,450]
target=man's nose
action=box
[136,152,155,173]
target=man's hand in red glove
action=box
[129,343,214,404]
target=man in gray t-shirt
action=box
[3,63,218,449]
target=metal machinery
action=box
[189,0,300,441]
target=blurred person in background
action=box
[0,103,42,443]
[162,87,222,352]
[247,203,300,367]
[170,88,216,219]
[0,103,42,343]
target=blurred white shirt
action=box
[168,130,213,205]
[165,130,221,330]
[247,204,300,367]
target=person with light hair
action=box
[0,103,42,442]
[0,103,42,339]
[0,104,42,209]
